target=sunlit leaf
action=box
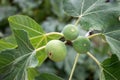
[0,40,16,51]
[7,15,63,65]
[8,15,45,37]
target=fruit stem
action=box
[36,46,46,52]
[88,33,102,39]
[69,53,80,80]
[46,32,63,36]
[87,52,101,68]
[74,15,82,26]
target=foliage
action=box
[0,0,120,80]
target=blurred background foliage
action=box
[0,0,110,80]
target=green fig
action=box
[45,40,67,62]
[73,36,91,54]
[62,24,79,40]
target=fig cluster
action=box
[45,24,91,62]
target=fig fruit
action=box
[62,24,79,40]
[73,36,91,53]
[45,40,67,62]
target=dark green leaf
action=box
[104,24,120,59]
[63,0,120,17]
[80,13,120,30]
[63,0,120,30]
[100,54,120,80]
[0,30,38,80]
[35,73,64,80]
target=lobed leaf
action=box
[63,0,120,17]
[0,15,63,65]
[63,0,120,30]
[100,54,120,80]
[8,15,62,48]
[8,15,45,37]
[0,30,39,80]
[104,24,120,60]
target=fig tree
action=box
[73,36,91,54]
[62,24,79,40]
[45,40,67,62]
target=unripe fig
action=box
[62,24,79,40]
[73,36,91,54]
[45,40,67,62]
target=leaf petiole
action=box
[35,46,46,52]
[88,33,103,39]
[87,52,101,68]
[74,15,82,26]
[69,53,80,80]
[46,32,63,36]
